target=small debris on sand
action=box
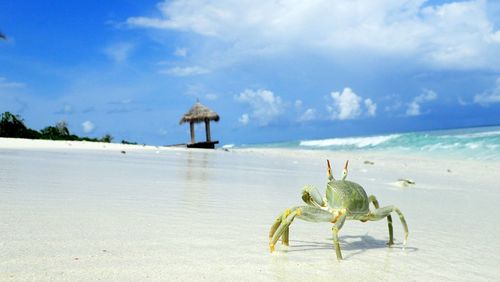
[121,150,126,154]
[396,179,416,187]
[447,169,452,173]
[364,160,375,165]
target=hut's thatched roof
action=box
[179,102,220,124]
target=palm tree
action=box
[0,31,6,40]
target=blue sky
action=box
[1,0,500,145]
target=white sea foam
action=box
[300,134,400,148]
[465,142,482,149]
[486,144,499,150]
[421,142,461,151]
[244,126,500,160]
[222,144,235,148]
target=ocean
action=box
[229,125,500,161]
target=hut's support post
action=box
[190,122,195,144]
[205,119,211,142]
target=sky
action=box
[1,0,500,146]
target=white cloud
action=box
[161,66,209,76]
[235,89,285,126]
[294,99,303,110]
[295,100,316,122]
[127,0,500,69]
[0,77,25,89]
[406,102,420,116]
[174,47,188,57]
[82,120,95,134]
[238,113,249,125]
[473,77,500,106]
[458,96,469,106]
[406,89,437,116]
[104,43,134,63]
[326,88,376,120]
[364,99,377,117]
[298,108,317,122]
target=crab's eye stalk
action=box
[327,159,335,181]
[342,160,349,180]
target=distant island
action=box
[0,111,135,144]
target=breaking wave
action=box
[300,134,400,148]
[242,126,500,161]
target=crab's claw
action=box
[327,159,335,181]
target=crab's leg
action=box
[302,185,326,207]
[269,206,335,252]
[269,207,299,248]
[331,212,347,260]
[368,195,394,246]
[282,226,290,246]
[269,209,289,241]
[269,207,300,252]
[368,206,409,245]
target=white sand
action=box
[1,138,499,281]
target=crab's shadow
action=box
[283,234,418,258]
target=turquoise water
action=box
[231,126,500,161]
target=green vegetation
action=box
[101,134,113,143]
[0,111,117,143]
[0,112,40,139]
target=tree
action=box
[55,120,70,136]
[101,134,113,143]
[0,112,26,136]
[0,111,40,138]
[40,121,72,140]
[40,126,63,140]
[0,111,121,143]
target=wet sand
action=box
[1,138,499,281]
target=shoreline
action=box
[3,137,499,181]
[2,137,499,162]
[0,137,161,150]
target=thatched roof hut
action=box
[179,102,220,148]
[179,102,220,124]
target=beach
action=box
[1,138,499,281]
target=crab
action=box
[269,160,409,260]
